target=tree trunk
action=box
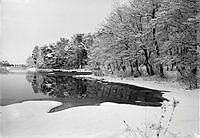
[177,66,183,77]
[108,63,114,74]
[135,60,141,76]
[122,65,126,72]
[143,48,154,75]
[115,60,120,71]
[149,63,154,76]
[171,63,175,71]
[120,58,126,72]
[159,64,164,78]
[192,67,198,89]
[129,60,134,76]
[145,63,150,75]
[152,2,164,78]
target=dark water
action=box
[0,72,168,110]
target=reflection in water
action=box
[26,72,168,110]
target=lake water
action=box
[0,72,168,110]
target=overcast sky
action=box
[0,0,116,64]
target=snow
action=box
[1,75,199,138]
[26,68,37,72]
[46,53,53,58]
[83,75,200,135]
[1,100,199,137]
[0,101,169,137]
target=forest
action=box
[27,0,199,89]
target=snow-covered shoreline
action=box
[76,74,188,92]
[26,67,92,73]
[1,70,199,138]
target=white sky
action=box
[0,0,116,64]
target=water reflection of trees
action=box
[26,72,87,98]
[26,72,168,106]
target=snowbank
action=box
[1,100,199,138]
[75,74,200,137]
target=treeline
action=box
[0,60,26,67]
[0,61,11,67]
[27,34,93,69]
[89,0,199,89]
[28,0,199,89]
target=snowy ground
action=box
[1,74,199,138]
